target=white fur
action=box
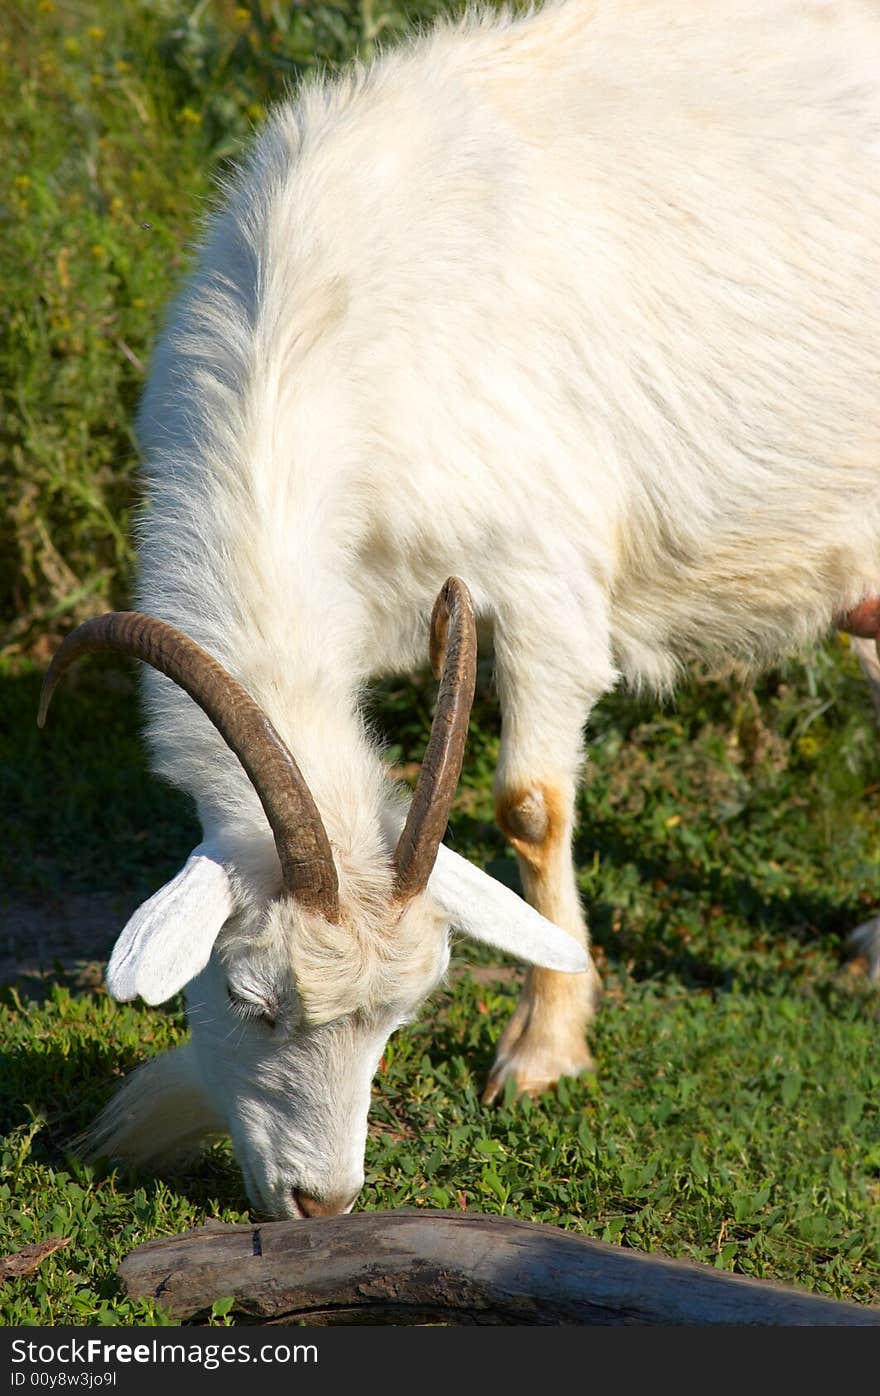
[85,1,880,1214]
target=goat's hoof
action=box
[480,1049,594,1107]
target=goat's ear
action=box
[106,846,234,1005]
[428,844,591,974]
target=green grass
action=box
[2,0,879,1327]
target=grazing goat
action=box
[40,0,880,1218]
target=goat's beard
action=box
[74,1043,224,1167]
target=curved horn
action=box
[393,578,478,902]
[37,612,339,920]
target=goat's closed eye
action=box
[226,984,277,1029]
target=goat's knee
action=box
[495,783,567,873]
[494,780,583,931]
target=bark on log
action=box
[118,1209,880,1325]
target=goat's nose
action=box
[293,1188,359,1218]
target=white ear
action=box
[428,844,591,974]
[106,845,235,1005]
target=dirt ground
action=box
[0,890,142,997]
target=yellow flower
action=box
[178,106,203,126]
[14,175,31,190]
[62,36,80,56]
[246,102,264,122]
[91,243,107,260]
[796,735,820,759]
[115,59,131,75]
[232,6,251,27]
[110,195,125,215]
[38,0,56,12]
[87,26,105,42]
[132,297,146,310]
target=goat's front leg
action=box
[482,771,601,1102]
[481,616,608,1103]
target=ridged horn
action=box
[37,612,339,920]
[393,577,478,903]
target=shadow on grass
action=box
[574,815,861,964]
[0,998,163,1142]
[444,796,869,1004]
[0,1016,250,1217]
[0,661,200,901]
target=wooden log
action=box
[118,1209,880,1325]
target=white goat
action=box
[41,0,880,1219]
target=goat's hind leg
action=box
[844,628,880,982]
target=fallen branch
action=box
[1,1236,71,1284]
[119,1210,880,1325]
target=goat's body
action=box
[140,0,880,784]
[114,0,880,1164]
